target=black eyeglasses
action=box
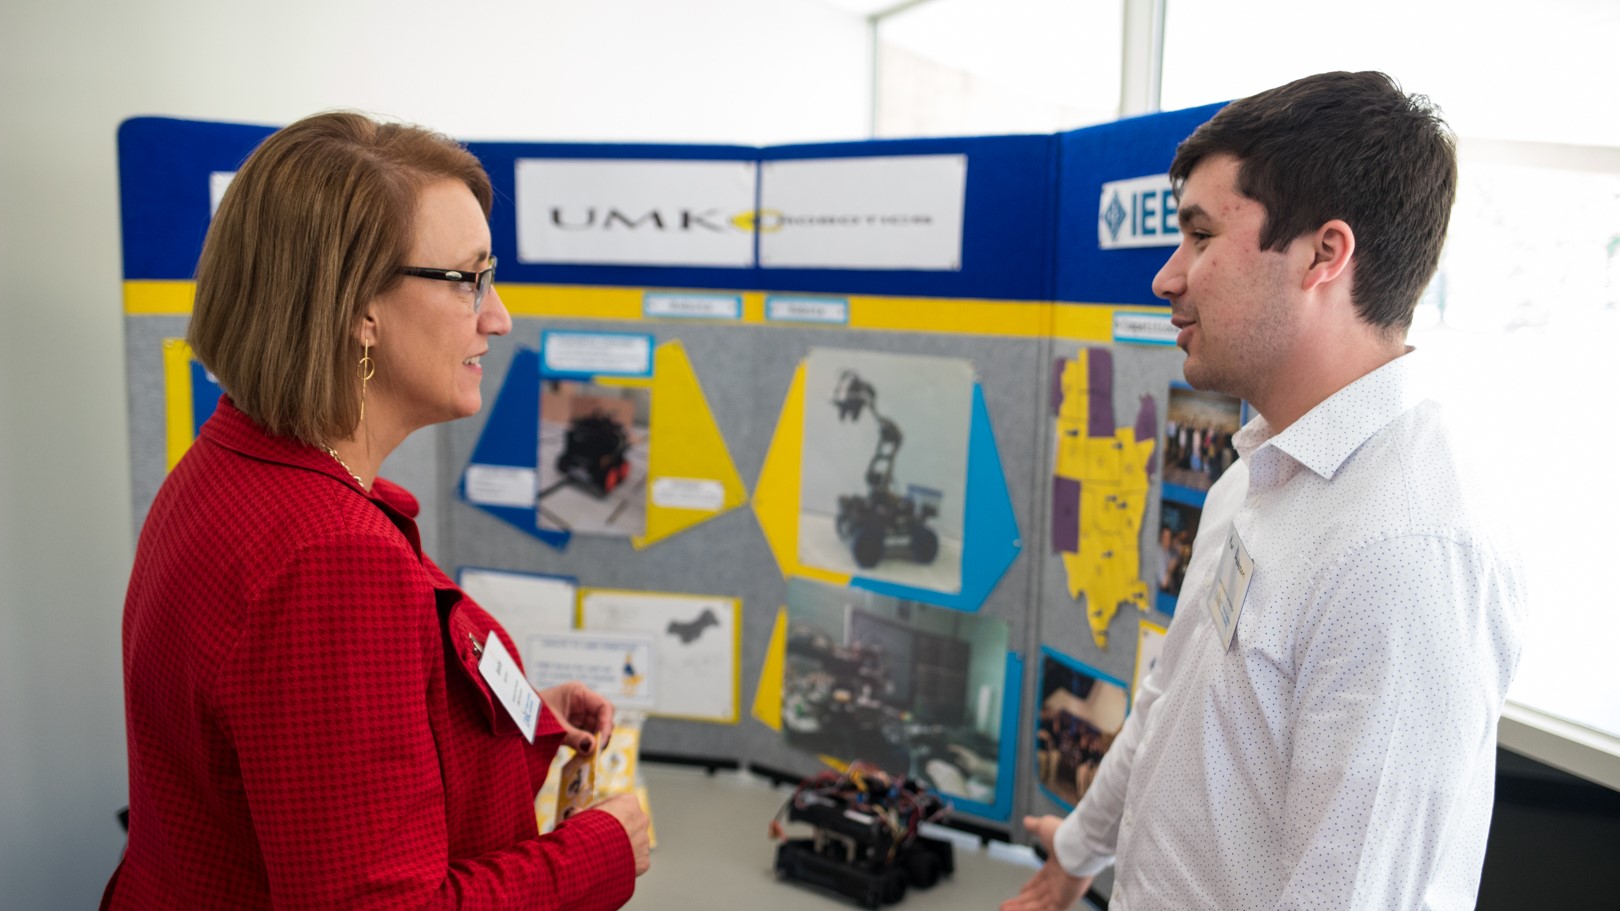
[398,256,497,313]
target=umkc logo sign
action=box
[514,155,962,270]
[514,159,758,267]
[543,207,933,234]
[544,206,752,233]
[1098,174,1180,250]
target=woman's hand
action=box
[537,682,615,755]
[592,793,652,876]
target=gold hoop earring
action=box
[359,342,375,423]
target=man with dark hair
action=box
[1003,72,1525,911]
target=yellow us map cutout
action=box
[1051,347,1157,649]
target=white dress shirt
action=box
[1054,351,1526,910]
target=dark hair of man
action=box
[189,111,492,445]
[1168,71,1456,335]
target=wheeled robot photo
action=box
[828,370,943,570]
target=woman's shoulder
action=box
[162,437,423,581]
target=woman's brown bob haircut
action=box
[188,111,493,444]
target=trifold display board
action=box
[118,101,1226,830]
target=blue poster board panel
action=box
[1052,102,1226,306]
[120,119,1059,304]
[118,117,277,280]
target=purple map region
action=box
[1135,394,1158,476]
[1088,348,1114,438]
[1052,474,1081,553]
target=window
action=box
[872,0,1122,138]
[1161,0,1620,768]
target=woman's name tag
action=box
[479,634,540,742]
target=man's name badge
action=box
[1207,526,1255,651]
[478,633,539,743]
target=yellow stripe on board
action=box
[500,284,1056,337]
[1050,303,1171,343]
[739,292,768,323]
[161,338,195,470]
[843,295,1048,337]
[126,280,197,315]
[125,279,1160,345]
[732,599,744,726]
[499,284,648,321]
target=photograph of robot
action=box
[536,381,651,537]
[798,347,973,594]
[1034,651,1128,809]
[780,579,1008,806]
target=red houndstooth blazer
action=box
[105,397,634,910]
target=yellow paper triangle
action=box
[603,341,749,549]
[750,363,850,586]
[163,338,195,472]
[750,606,790,731]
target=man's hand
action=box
[592,793,652,876]
[537,681,615,754]
[999,815,1093,911]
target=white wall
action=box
[0,1,866,905]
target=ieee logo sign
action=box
[1098,174,1180,249]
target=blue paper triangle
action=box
[189,359,224,433]
[458,346,570,550]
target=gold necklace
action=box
[324,447,367,490]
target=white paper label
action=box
[542,332,652,377]
[209,171,236,217]
[765,296,849,324]
[643,292,742,320]
[1113,311,1178,346]
[458,570,577,641]
[651,477,726,512]
[463,465,537,508]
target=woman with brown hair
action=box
[106,112,649,910]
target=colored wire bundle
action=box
[770,761,949,861]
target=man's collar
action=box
[1234,349,1427,481]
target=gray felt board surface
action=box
[126,308,1188,829]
